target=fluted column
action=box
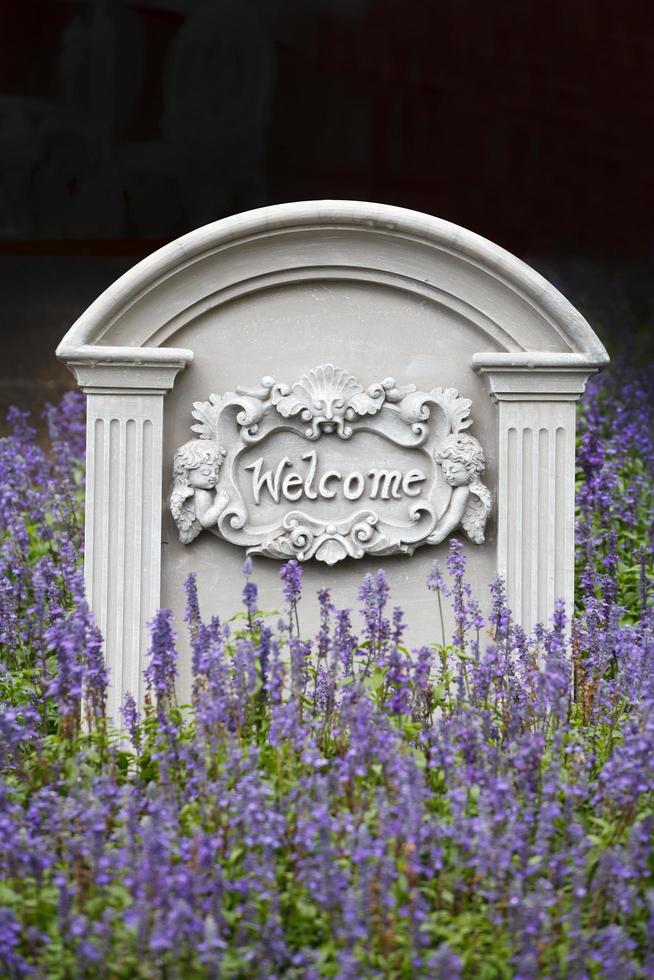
[63,349,192,724]
[474,353,601,631]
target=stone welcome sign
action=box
[57,201,608,721]
[171,367,490,562]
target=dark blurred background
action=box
[1,0,652,426]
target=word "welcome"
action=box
[244,451,427,505]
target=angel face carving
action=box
[427,434,491,546]
[188,458,219,490]
[171,439,229,544]
[441,458,473,487]
[438,434,485,484]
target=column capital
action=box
[58,344,193,394]
[472,352,607,403]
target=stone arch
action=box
[58,201,608,720]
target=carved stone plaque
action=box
[171,364,491,564]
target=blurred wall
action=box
[1,0,652,425]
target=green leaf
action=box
[0,883,21,905]
[364,668,386,693]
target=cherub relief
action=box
[427,434,491,546]
[170,439,229,544]
[172,370,492,561]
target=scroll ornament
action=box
[170,364,491,564]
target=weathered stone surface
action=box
[57,201,608,721]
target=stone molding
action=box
[61,344,193,393]
[56,201,609,360]
[473,352,604,402]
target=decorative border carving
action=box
[171,364,491,563]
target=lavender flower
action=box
[280,559,302,634]
[144,609,178,715]
[121,692,141,753]
[1,375,653,976]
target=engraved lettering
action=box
[247,455,430,506]
[319,469,341,499]
[302,450,318,499]
[343,471,364,500]
[402,469,427,496]
[282,472,304,501]
[368,469,403,500]
[245,456,291,505]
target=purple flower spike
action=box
[144,609,178,713]
[280,559,303,634]
[121,691,141,752]
[184,572,202,640]
[280,559,302,606]
[427,560,446,592]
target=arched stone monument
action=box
[57,201,608,721]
